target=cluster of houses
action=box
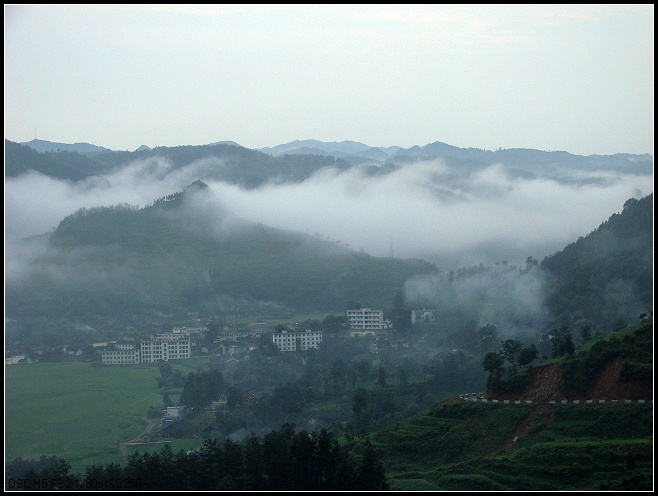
[101,308,437,365]
[347,308,435,355]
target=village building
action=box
[248,322,275,335]
[101,347,140,365]
[141,331,191,363]
[272,329,322,352]
[346,308,389,330]
[101,330,191,365]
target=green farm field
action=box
[5,361,163,474]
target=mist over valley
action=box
[5,137,653,342]
[6,137,652,268]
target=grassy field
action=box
[5,361,163,474]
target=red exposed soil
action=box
[493,358,652,403]
[521,363,566,402]
[493,357,653,453]
[587,358,652,401]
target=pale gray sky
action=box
[4,4,654,155]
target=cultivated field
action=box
[5,361,163,474]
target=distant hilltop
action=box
[19,139,111,154]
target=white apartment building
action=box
[272,329,323,352]
[101,348,140,365]
[347,308,389,330]
[141,332,191,363]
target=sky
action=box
[4,4,654,156]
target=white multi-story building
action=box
[101,348,140,365]
[141,332,191,363]
[101,331,191,365]
[347,308,389,330]
[272,329,322,352]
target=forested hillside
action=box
[6,182,438,328]
[540,193,653,328]
[5,139,108,181]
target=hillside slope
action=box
[540,193,653,329]
[5,182,438,327]
[375,319,653,490]
[492,318,653,402]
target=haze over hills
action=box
[5,180,438,328]
[4,170,652,336]
[5,135,653,287]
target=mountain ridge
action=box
[8,138,653,189]
[18,138,110,154]
[15,137,652,162]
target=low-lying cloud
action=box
[404,264,551,340]
[5,154,653,283]
[206,160,651,268]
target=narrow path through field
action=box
[119,417,162,458]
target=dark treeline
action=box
[6,425,388,491]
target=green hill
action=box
[5,139,109,181]
[373,318,653,490]
[5,182,438,327]
[540,193,653,329]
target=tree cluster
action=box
[8,425,388,491]
[483,339,537,394]
[156,361,185,389]
[550,326,575,359]
[179,367,224,412]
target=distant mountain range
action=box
[17,137,653,170]
[9,137,654,184]
[258,139,403,161]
